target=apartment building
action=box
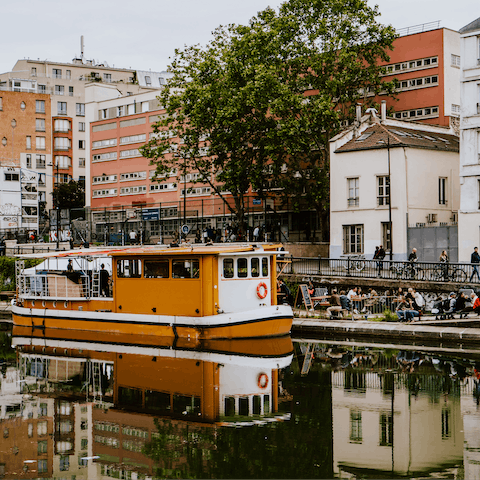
[376,25,461,127]
[0,55,164,217]
[0,90,50,235]
[458,17,480,261]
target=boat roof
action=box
[16,243,287,259]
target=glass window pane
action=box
[144,260,169,278]
[237,258,247,278]
[223,259,234,278]
[251,258,260,277]
[262,258,269,277]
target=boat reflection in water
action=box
[4,327,293,479]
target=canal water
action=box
[0,324,479,479]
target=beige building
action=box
[329,104,459,261]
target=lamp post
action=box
[49,160,60,250]
[387,136,393,261]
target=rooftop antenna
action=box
[81,35,84,63]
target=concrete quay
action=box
[292,317,480,344]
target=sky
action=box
[0,0,478,75]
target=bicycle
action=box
[342,255,366,272]
[431,264,467,283]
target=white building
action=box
[458,18,480,261]
[330,104,459,261]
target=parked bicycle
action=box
[430,264,467,283]
[342,255,366,272]
[390,261,429,280]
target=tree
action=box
[141,0,397,239]
[53,180,85,210]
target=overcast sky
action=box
[1,0,478,75]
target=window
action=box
[117,259,142,278]
[38,173,46,186]
[439,177,447,205]
[54,119,70,132]
[37,84,46,93]
[76,103,85,116]
[120,185,147,195]
[60,455,69,471]
[31,67,37,76]
[237,258,248,278]
[93,174,117,183]
[37,421,48,436]
[54,137,70,150]
[442,408,451,439]
[55,156,71,168]
[37,440,48,454]
[251,258,260,277]
[92,138,117,149]
[4,172,19,181]
[343,224,364,254]
[65,69,71,79]
[120,133,146,144]
[382,222,391,252]
[172,260,200,278]
[78,122,85,131]
[26,136,31,149]
[36,136,46,150]
[26,154,32,168]
[144,260,169,278]
[55,85,64,95]
[451,104,460,115]
[92,188,117,197]
[79,175,85,188]
[350,410,362,443]
[103,73,112,82]
[145,75,152,85]
[451,54,461,67]
[93,152,117,162]
[379,413,393,446]
[223,258,234,278]
[377,176,390,206]
[38,459,48,473]
[347,177,359,206]
[52,68,62,78]
[69,86,74,96]
[57,101,67,115]
[36,100,45,113]
[79,157,85,168]
[0,97,2,110]
[120,171,146,181]
[79,140,85,149]
[36,155,46,169]
[120,149,140,158]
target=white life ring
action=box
[256,282,268,299]
[258,373,269,389]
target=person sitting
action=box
[396,295,420,322]
[473,292,480,315]
[326,289,343,319]
[307,281,315,297]
[455,292,468,318]
[277,279,292,305]
[339,290,351,313]
[443,292,457,319]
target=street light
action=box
[48,160,60,250]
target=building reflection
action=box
[0,327,293,479]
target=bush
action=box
[0,257,43,292]
[381,309,397,322]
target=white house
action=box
[458,18,480,261]
[330,104,459,261]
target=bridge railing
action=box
[278,257,479,284]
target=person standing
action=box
[408,247,418,278]
[470,247,480,283]
[253,226,260,242]
[439,250,449,281]
[376,245,385,277]
[100,264,110,297]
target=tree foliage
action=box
[141,0,397,237]
[53,180,85,210]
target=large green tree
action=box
[53,180,85,210]
[141,0,397,239]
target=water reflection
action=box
[5,327,480,478]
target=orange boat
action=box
[12,243,293,339]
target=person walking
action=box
[470,247,480,283]
[439,250,449,281]
[408,247,418,279]
[376,245,385,277]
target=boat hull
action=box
[12,304,293,340]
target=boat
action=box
[12,243,293,339]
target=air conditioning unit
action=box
[427,213,437,223]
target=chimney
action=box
[381,100,387,122]
[356,104,362,124]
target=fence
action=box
[279,257,480,284]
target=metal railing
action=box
[18,273,91,300]
[279,257,480,284]
[396,21,441,37]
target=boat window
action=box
[144,260,169,278]
[263,394,270,413]
[238,396,249,416]
[237,258,248,278]
[251,258,260,277]
[262,258,269,277]
[224,397,235,416]
[116,259,142,278]
[223,259,234,278]
[172,259,200,279]
[253,395,261,415]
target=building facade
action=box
[378,26,461,128]
[458,18,480,261]
[329,105,459,261]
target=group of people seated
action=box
[395,287,425,321]
[432,291,480,319]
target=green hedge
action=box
[0,257,43,292]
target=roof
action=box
[334,124,459,154]
[459,17,480,34]
[16,243,285,259]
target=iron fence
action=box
[279,257,480,284]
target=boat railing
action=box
[17,272,91,301]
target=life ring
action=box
[258,373,269,389]
[256,282,268,299]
